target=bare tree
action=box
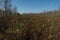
[4,0,12,16]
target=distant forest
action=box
[0,0,60,40]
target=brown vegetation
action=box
[0,0,60,40]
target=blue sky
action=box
[12,0,60,13]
